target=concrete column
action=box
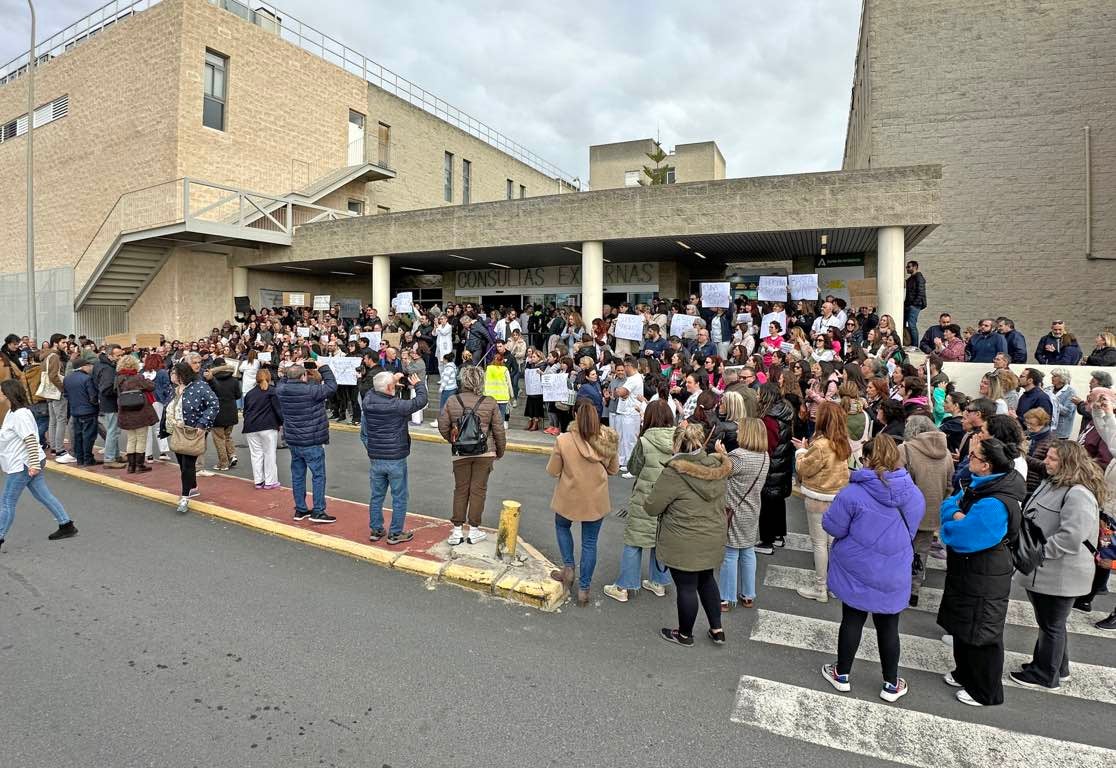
[372,255,390,316]
[581,241,604,322]
[232,267,248,298]
[876,226,905,331]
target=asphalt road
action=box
[2,427,1114,767]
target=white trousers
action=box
[146,402,170,458]
[616,411,640,468]
[245,429,279,486]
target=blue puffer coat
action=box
[362,379,428,460]
[276,366,337,447]
[823,468,925,614]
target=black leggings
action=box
[176,453,197,496]
[837,604,900,685]
[669,567,722,637]
[758,494,787,544]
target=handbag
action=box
[35,361,61,401]
[169,424,207,457]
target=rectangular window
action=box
[443,151,454,202]
[347,199,364,215]
[519,184,526,199]
[203,50,228,131]
[462,159,471,205]
[506,179,514,200]
[666,167,676,184]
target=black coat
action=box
[242,386,283,434]
[93,353,118,414]
[937,472,1026,647]
[1086,347,1116,367]
[761,398,795,499]
[207,366,242,428]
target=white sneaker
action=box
[603,584,629,602]
[175,497,189,513]
[429,421,438,427]
[447,526,464,545]
[466,528,487,545]
[797,584,829,603]
[956,689,983,707]
[943,672,962,688]
[641,580,667,597]
[197,470,215,477]
[620,472,635,479]
[55,453,77,464]
[941,634,954,647]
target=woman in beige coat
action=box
[547,399,620,605]
[900,415,954,607]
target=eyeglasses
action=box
[968,452,986,463]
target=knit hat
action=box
[78,351,98,367]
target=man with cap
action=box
[63,351,100,467]
[356,349,384,450]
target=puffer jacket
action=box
[761,398,795,499]
[796,437,850,501]
[900,430,953,532]
[726,449,769,549]
[207,364,242,427]
[824,468,925,615]
[362,379,428,460]
[623,426,675,548]
[276,365,337,447]
[646,451,733,571]
[1014,481,1100,596]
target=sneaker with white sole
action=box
[197,470,215,477]
[880,678,908,703]
[821,663,850,692]
[941,633,954,647]
[176,497,190,514]
[186,489,201,499]
[641,580,667,597]
[943,671,962,688]
[54,452,77,464]
[466,528,487,545]
[447,526,465,545]
[620,472,635,479]
[754,544,775,556]
[603,584,629,602]
[956,689,983,707]
[797,584,829,603]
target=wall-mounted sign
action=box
[454,262,658,292]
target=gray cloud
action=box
[0,0,861,182]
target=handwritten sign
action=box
[297,326,311,338]
[360,331,382,348]
[524,368,543,396]
[338,298,362,319]
[789,273,819,301]
[258,351,272,363]
[542,372,569,402]
[701,282,731,308]
[313,294,331,311]
[760,311,787,335]
[392,292,414,314]
[328,356,359,386]
[283,292,307,307]
[757,276,788,302]
[670,314,698,339]
[614,314,645,342]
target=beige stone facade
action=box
[589,138,725,191]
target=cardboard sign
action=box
[135,334,162,349]
[760,311,787,335]
[542,372,569,402]
[313,294,331,311]
[360,331,382,348]
[524,368,543,396]
[283,292,307,307]
[382,332,402,349]
[847,278,878,309]
[614,314,645,342]
[670,314,698,339]
[328,356,359,386]
[105,333,132,347]
[700,282,731,308]
[757,276,788,302]
[789,273,819,301]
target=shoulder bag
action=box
[35,355,61,401]
[167,395,207,457]
[1011,484,1067,575]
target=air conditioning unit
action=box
[253,8,282,33]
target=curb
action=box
[328,421,553,456]
[45,462,565,611]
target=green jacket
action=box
[645,451,732,571]
[624,427,676,548]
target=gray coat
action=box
[1014,481,1100,597]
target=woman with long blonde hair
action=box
[241,369,283,489]
[979,371,1009,415]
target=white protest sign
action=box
[258,351,272,363]
[327,356,359,386]
[701,282,731,308]
[297,326,311,338]
[757,276,788,302]
[760,311,787,335]
[524,368,543,396]
[392,292,414,314]
[313,294,331,311]
[670,314,698,339]
[614,314,645,342]
[542,372,569,402]
[789,273,819,301]
[360,331,382,348]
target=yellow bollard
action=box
[496,500,521,560]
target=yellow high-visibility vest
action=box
[484,364,511,402]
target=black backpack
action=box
[450,395,489,456]
[118,387,146,411]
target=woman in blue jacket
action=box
[165,362,219,513]
[576,367,605,418]
[242,369,283,489]
[937,436,1027,707]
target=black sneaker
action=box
[1096,612,1116,631]
[293,511,311,521]
[909,594,919,608]
[386,531,414,546]
[369,528,386,542]
[48,522,78,540]
[309,513,337,525]
[1073,599,1093,613]
[754,543,775,556]
[1009,670,1060,691]
[229,456,238,468]
[659,628,694,647]
[772,536,786,548]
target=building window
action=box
[624,170,641,187]
[377,122,391,167]
[0,94,69,145]
[519,184,526,199]
[347,199,364,215]
[506,179,514,200]
[462,159,471,205]
[377,205,390,214]
[666,167,676,184]
[444,151,454,202]
[203,50,228,131]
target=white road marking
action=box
[749,609,1116,706]
[763,563,1112,639]
[731,675,1115,768]
[783,531,945,570]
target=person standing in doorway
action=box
[903,260,926,349]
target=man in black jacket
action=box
[93,344,127,468]
[206,357,242,471]
[903,260,927,348]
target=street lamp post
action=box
[26,0,37,342]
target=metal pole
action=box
[26,0,37,341]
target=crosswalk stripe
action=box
[749,609,1116,705]
[782,531,945,570]
[763,563,1112,639]
[731,675,1114,768]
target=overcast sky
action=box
[0,0,862,183]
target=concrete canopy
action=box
[231,164,941,274]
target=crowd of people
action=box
[1,274,1114,708]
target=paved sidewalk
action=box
[47,458,564,610]
[330,418,555,455]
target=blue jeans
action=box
[555,514,603,590]
[904,305,920,347]
[439,388,456,413]
[289,444,326,515]
[100,411,120,460]
[32,403,49,448]
[369,458,409,534]
[617,544,671,590]
[719,546,757,602]
[0,469,71,539]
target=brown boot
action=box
[549,566,574,587]
[134,453,151,473]
[126,453,137,474]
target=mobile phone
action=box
[1083,540,1098,555]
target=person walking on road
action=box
[645,421,733,646]
[437,365,506,545]
[93,343,127,469]
[363,371,428,545]
[114,355,156,474]
[820,434,924,703]
[165,363,219,513]
[206,357,241,471]
[242,369,282,489]
[276,363,338,525]
[546,399,619,606]
[62,352,99,466]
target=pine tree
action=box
[642,141,672,185]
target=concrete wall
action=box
[673,142,725,184]
[845,0,1116,351]
[589,139,725,190]
[126,247,231,340]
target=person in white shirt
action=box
[811,301,843,338]
[0,379,77,550]
[494,310,522,342]
[614,356,644,477]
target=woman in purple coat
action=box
[819,434,925,703]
